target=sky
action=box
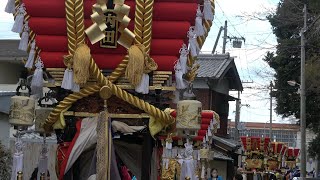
[200,0,294,124]
[0,0,296,125]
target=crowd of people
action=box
[233,167,318,180]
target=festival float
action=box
[5,0,218,179]
[241,136,270,172]
[285,148,300,169]
[240,136,303,180]
[267,142,288,171]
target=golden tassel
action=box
[63,54,73,69]
[125,44,145,86]
[73,44,91,84]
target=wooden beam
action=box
[64,111,150,118]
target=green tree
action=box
[264,0,320,158]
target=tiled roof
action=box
[196,53,243,91]
[0,40,27,60]
[196,54,232,78]
[213,135,239,148]
[213,151,233,161]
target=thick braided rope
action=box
[74,0,85,45]
[46,0,175,129]
[109,0,148,80]
[65,0,77,54]
[89,57,175,124]
[18,12,40,65]
[45,0,84,130]
[108,0,149,79]
[134,0,144,44]
[14,0,20,9]
[12,4,38,67]
[45,55,175,129]
[108,56,129,82]
[24,15,37,52]
[142,0,154,54]
[187,0,215,67]
[45,0,159,129]
[45,85,101,130]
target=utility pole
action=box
[212,20,245,54]
[300,3,307,179]
[212,26,223,54]
[222,20,227,54]
[269,81,273,141]
[235,91,240,142]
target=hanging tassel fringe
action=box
[135,73,149,94]
[175,63,187,90]
[5,0,15,14]
[188,27,200,57]
[31,58,44,98]
[179,44,189,74]
[203,0,214,21]
[173,90,180,104]
[207,167,211,179]
[72,83,80,92]
[37,155,48,180]
[61,69,74,90]
[25,40,36,68]
[96,111,122,180]
[73,44,91,85]
[11,153,23,180]
[165,141,172,150]
[18,22,29,51]
[97,112,108,180]
[201,165,205,178]
[195,5,205,36]
[63,55,80,92]
[208,127,212,137]
[12,4,25,33]
[126,44,145,87]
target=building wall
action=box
[195,89,230,137]
[194,88,210,110]
[214,93,229,137]
[296,130,317,172]
[229,128,297,147]
[210,78,229,95]
[0,92,16,148]
[0,113,10,147]
[0,62,24,84]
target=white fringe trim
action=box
[5,0,15,14]
[11,4,25,33]
[25,40,36,68]
[135,73,149,94]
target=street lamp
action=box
[288,80,306,178]
[287,80,300,87]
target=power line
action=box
[215,0,244,38]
